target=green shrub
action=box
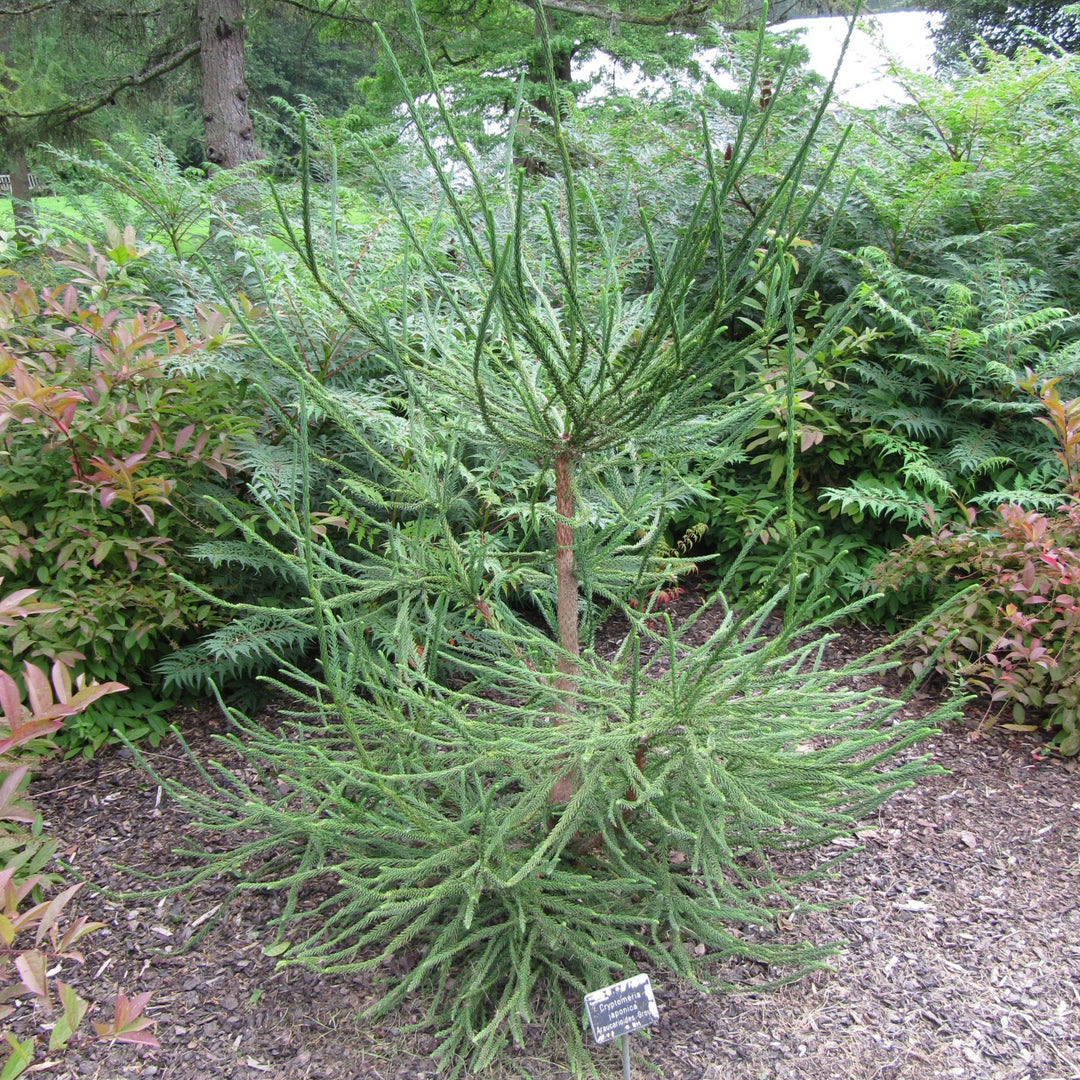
[0,227,253,751]
[819,240,1077,518]
[873,380,1080,754]
[876,499,1080,755]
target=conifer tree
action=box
[138,6,957,1070]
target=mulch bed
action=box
[14,617,1080,1080]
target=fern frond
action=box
[820,479,933,524]
[188,541,306,583]
[156,613,318,695]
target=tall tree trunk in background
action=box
[10,144,35,240]
[528,6,572,117]
[198,0,260,168]
[519,8,572,174]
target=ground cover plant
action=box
[123,10,960,1073]
[874,377,1080,755]
[0,583,155,1077]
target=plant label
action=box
[584,974,659,1045]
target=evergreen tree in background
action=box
[308,0,810,128]
[927,0,1080,63]
[0,0,259,232]
[0,0,818,208]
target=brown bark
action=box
[528,6,571,118]
[549,445,579,804]
[198,0,260,169]
[553,448,579,673]
[10,144,35,240]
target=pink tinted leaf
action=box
[122,991,155,1021]
[137,503,155,526]
[0,672,21,729]
[0,868,17,911]
[205,453,228,479]
[110,989,133,1028]
[8,873,41,906]
[0,765,29,804]
[0,717,64,754]
[173,423,195,452]
[34,882,83,947]
[109,1026,160,1048]
[55,914,105,952]
[0,766,32,822]
[51,661,72,706]
[23,664,51,719]
[0,589,38,609]
[1021,560,1036,590]
[94,989,157,1044]
[65,681,126,714]
[14,949,48,1001]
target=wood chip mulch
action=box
[13,617,1080,1080]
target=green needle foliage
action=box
[147,540,951,1072]
[136,5,957,1072]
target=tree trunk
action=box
[198,0,260,169]
[528,7,572,118]
[518,10,573,175]
[549,445,580,803]
[10,144,35,240]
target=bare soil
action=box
[16,617,1080,1080]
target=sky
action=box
[577,10,942,108]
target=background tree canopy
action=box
[0,0,825,184]
[926,0,1080,63]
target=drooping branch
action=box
[733,0,802,27]
[1,39,200,127]
[520,0,713,29]
[0,1,167,18]
[269,0,376,25]
[273,0,747,36]
[264,0,423,54]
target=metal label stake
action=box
[584,974,659,1079]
